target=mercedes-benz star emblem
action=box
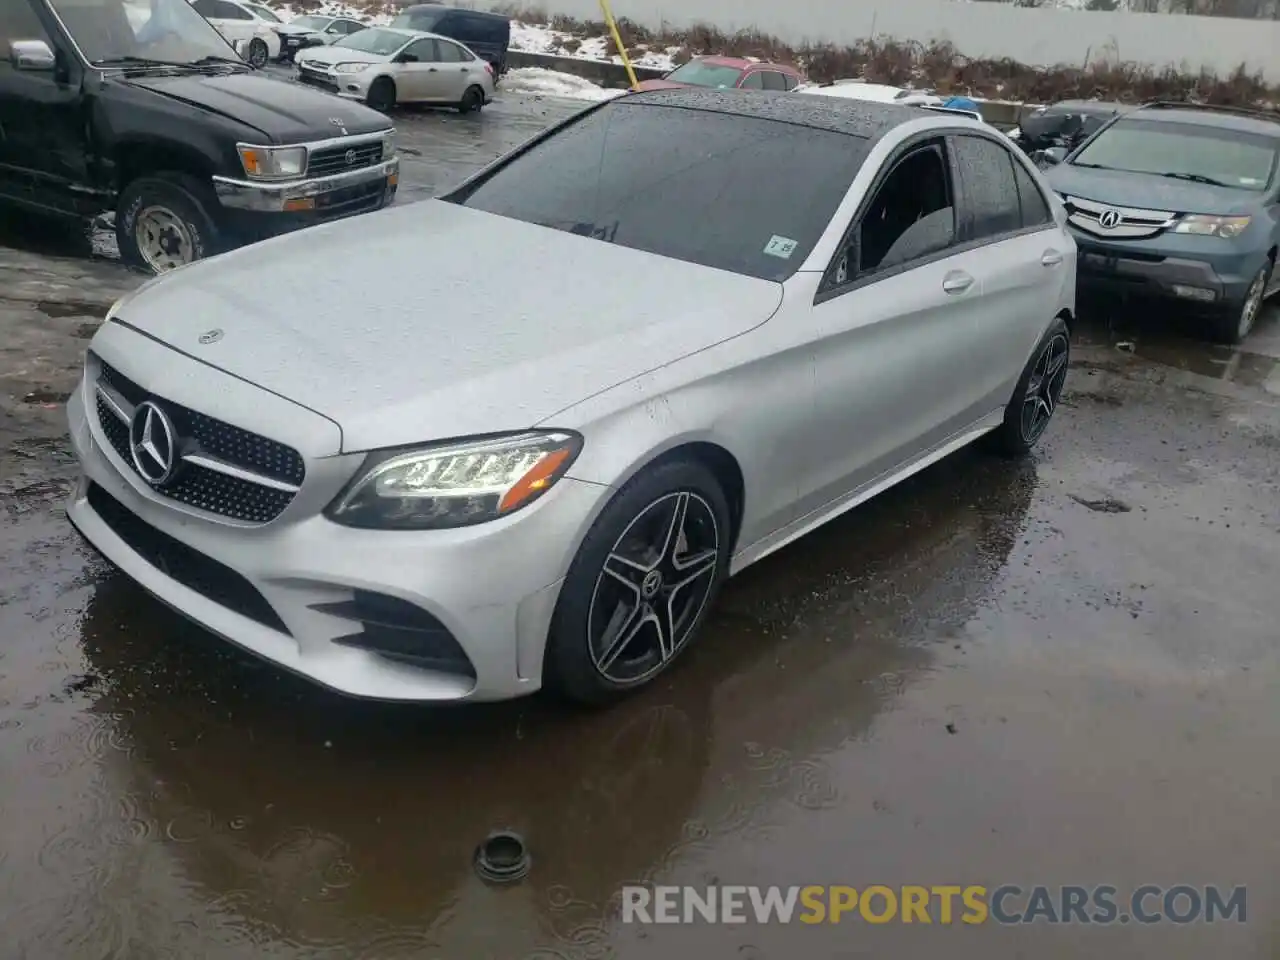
[198,328,223,345]
[1097,209,1122,229]
[345,148,357,165]
[129,401,179,486]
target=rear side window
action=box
[953,134,1021,240]
[783,74,799,91]
[761,71,788,91]
[1012,160,1052,227]
[447,102,868,281]
[459,13,504,42]
[436,39,467,62]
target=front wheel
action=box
[986,316,1071,457]
[116,173,221,275]
[247,37,268,68]
[366,76,396,113]
[544,460,731,706]
[1209,260,1272,345]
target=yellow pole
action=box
[599,0,639,90]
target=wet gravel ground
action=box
[2,90,1279,959]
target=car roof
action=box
[623,88,926,140]
[1127,104,1280,137]
[1047,100,1130,113]
[399,3,509,20]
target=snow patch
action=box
[501,67,626,101]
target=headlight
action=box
[334,62,366,74]
[326,431,583,530]
[237,144,306,180]
[1173,214,1251,239]
[382,127,396,157]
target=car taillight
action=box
[484,61,493,75]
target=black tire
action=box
[1208,258,1272,345]
[544,459,732,706]
[457,85,485,114]
[247,37,268,68]
[986,316,1071,457]
[115,173,221,275]
[366,76,396,113]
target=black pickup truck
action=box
[0,0,398,273]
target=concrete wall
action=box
[484,0,1280,82]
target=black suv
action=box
[0,0,399,273]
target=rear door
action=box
[805,134,997,515]
[948,132,1068,415]
[433,38,475,100]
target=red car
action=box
[633,55,805,93]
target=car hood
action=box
[107,201,784,452]
[273,23,318,36]
[122,71,389,143]
[1045,163,1261,215]
[298,46,387,66]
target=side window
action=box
[952,135,1022,241]
[1012,160,1052,228]
[760,71,787,91]
[341,20,363,33]
[739,71,764,89]
[191,0,219,18]
[783,74,799,91]
[219,2,253,20]
[404,38,439,62]
[828,139,956,288]
[436,40,466,63]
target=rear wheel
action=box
[366,76,396,113]
[544,460,731,706]
[1209,259,1271,345]
[247,37,268,68]
[116,173,221,275]
[987,317,1071,457]
[457,85,485,113]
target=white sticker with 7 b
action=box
[763,235,798,259]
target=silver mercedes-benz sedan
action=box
[66,89,1076,705]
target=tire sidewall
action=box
[460,86,483,112]
[546,459,732,704]
[249,38,268,67]
[116,175,218,274]
[368,77,395,112]
[993,316,1071,456]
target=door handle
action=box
[428,67,437,72]
[1041,249,1064,267]
[942,271,974,294]
[461,67,468,72]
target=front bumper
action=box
[65,381,606,702]
[1070,230,1260,308]
[277,34,324,59]
[212,156,398,216]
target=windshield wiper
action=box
[1159,171,1230,187]
[1071,162,1114,170]
[94,54,243,70]
[191,54,248,67]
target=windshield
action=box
[333,28,407,54]
[389,9,443,30]
[52,0,237,64]
[246,3,280,21]
[291,14,330,29]
[1072,119,1278,191]
[665,60,744,88]
[446,102,864,281]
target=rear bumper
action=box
[1071,232,1262,308]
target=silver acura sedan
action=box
[66,89,1076,705]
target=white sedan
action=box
[795,80,943,107]
[188,0,280,67]
[296,27,494,113]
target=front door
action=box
[803,136,994,515]
[0,0,92,216]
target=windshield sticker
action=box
[764,235,798,259]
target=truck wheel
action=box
[116,173,221,275]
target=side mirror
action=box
[10,39,56,71]
[393,52,418,63]
[1037,146,1067,167]
[325,25,340,33]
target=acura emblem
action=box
[129,401,179,486]
[1097,209,1122,229]
[198,328,223,344]
[345,148,357,165]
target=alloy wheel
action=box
[587,491,721,685]
[1020,332,1069,444]
[1237,268,1267,341]
[135,206,195,273]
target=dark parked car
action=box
[1012,100,1133,161]
[1042,101,1280,343]
[0,0,398,274]
[388,4,510,76]
[633,55,805,93]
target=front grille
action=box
[94,359,304,525]
[1065,195,1175,240]
[307,139,384,177]
[311,591,476,677]
[86,482,290,635]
